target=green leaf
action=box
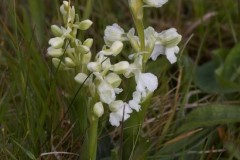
[224,141,240,160]
[12,139,37,160]
[194,61,223,93]
[152,128,211,157]
[215,43,240,91]
[178,104,240,133]
[221,43,240,79]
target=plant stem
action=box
[129,0,145,51]
[135,18,145,51]
[88,117,98,160]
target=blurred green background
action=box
[0,0,240,159]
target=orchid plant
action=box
[47,0,181,159]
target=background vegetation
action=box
[0,0,240,159]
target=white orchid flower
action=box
[104,23,127,46]
[48,37,64,49]
[105,73,122,88]
[110,61,130,74]
[150,28,181,64]
[47,47,64,58]
[135,71,158,97]
[74,73,92,85]
[97,80,116,104]
[100,41,124,56]
[109,101,132,126]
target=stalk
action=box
[135,19,145,51]
[128,0,145,51]
[81,97,99,160]
[88,117,98,160]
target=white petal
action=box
[120,103,132,121]
[101,58,111,70]
[104,23,126,46]
[87,62,101,72]
[109,100,124,112]
[109,112,122,126]
[111,61,130,74]
[158,28,182,47]
[136,72,158,92]
[124,103,133,114]
[151,42,165,61]
[74,73,90,85]
[97,81,116,104]
[132,90,141,103]
[47,47,63,57]
[114,88,123,94]
[105,73,122,88]
[129,100,141,112]
[109,103,132,126]
[49,37,64,48]
[165,47,178,64]
[143,0,168,7]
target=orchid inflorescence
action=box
[47,0,181,127]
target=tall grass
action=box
[0,0,239,159]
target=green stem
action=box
[129,0,145,51]
[88,117,98,160]
[134,18,145,51]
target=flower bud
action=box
[78,20,93,30]
[158,28,182,48]
[65,57,76,67]
[93,102,104,118]
[109,100,123,112]
[52,58,65,70]
[78,45,90,54]
[63,1,69,9]
[49,37,64,48]
[111,61,130,74]
[87,62,101,72]
[74,73,90,85]
[100,41,123,56]
[51,25,63,37]
[60,3,67,16]
[110,41,123,56]
[83,38,93,48]
[47,47,64,57]
[101,58,111,70]
[82,52,92,64]
[105,73,122,88]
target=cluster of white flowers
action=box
[101,22,181,126]
[47,0,181,127]
[47,1,93,71]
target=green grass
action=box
[0,0,240,159]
